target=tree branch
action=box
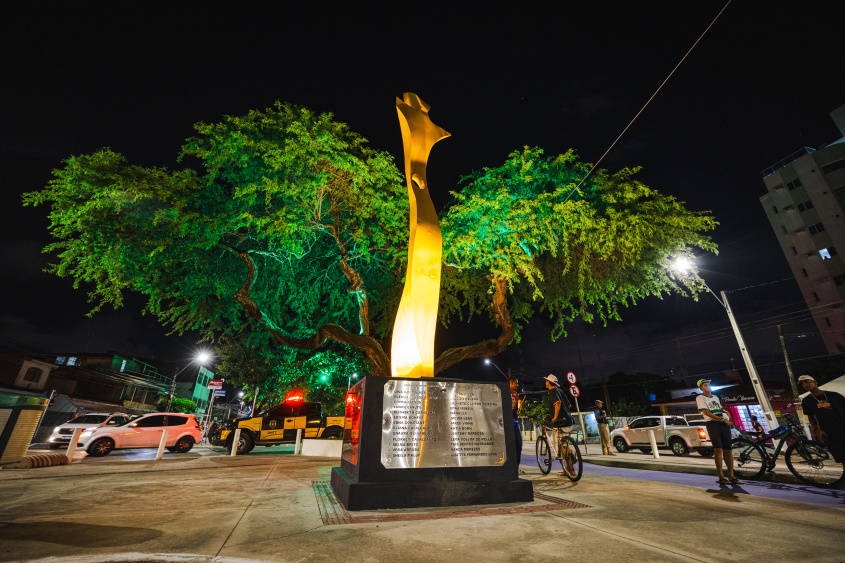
[433,277,515,375]
[222,242,390,376]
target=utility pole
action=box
[602,379,611,408]
[165,364,179,413]
[675,337,690,387]
[777,325,805,424]
[722,291,777,428]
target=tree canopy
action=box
[23,101,716,387]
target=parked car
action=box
[48,412,131,449]
[610,415,713,457]
[78,413,202,457]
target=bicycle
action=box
[535,421,583,481]
[731,413,844,487]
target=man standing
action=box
[509,377,526,475]
[799,375,845,463]
[695,379,742,485]
[749,415,765,441]
[595,399,616,455]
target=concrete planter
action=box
[0,393,49,466]
[300,438,342,457]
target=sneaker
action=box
[518,469,526,475]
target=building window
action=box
[67,357,78,366]
[813,292,820,302]
[55,356,66,365]
[23,367,42,382]
[797,200,814,212]
[834,275,845,286]
[801,268,809,278]
[772,205,779,214]
[820,247,838,260]
[787,179,803,191]
[781,225,789,235]
[791,246,798,255]
[825,317,832,327]
[808,222,826,235]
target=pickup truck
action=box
[610,415,713,457]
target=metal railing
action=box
[761,147,816,178]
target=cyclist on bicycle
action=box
[543,375,575,474]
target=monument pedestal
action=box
[330,375,533,511]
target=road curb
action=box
[583,457,801,484]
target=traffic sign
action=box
[566,372,577,384]
[213,389,226,397]
[569,384,580,398]
[207,379,224,390]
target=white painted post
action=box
[647,429,660,459]
[230,428,241,457]
[294,428,302,455]
[155,428,169,460]
[65,428,82,462]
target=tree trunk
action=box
[433,277,514,375]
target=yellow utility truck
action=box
[213,395,344,454]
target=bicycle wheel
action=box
[560,441,583,482]
[730,438,767,480]
[785,439,845,487]
[536,436,552,475]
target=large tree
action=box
[23,102,715,381]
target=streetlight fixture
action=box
[166,351,213,413]
[348,372,358,391]
[671,257,777,429]
[483,358,509,380]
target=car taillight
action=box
[698,429,706,439]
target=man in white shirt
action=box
[696,379,742,485]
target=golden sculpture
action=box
[390,93,450,378]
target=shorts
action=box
[705,420,732,450]
[823,434,844,463]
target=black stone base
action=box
[331,466,533,510]
[329,375,534,511]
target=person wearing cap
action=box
[543,375,575,474]
[695,379,742,485]
[798,375,845,463]
[594,399,615,455]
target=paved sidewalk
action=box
[579,450,803,484]
[1,447,843,562]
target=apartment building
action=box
[760,104,845,353]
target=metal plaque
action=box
[381,380,506,468]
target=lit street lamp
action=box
[348,372,358,391]
[166,351,212,413]
[671,258,777,429]
[483,358,509,380]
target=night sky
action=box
[2,2,844,391]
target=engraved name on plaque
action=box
[381,380,507,468]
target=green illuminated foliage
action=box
[23,105,716,389]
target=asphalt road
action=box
[521,453,845,509]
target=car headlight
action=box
[80,430,94,438]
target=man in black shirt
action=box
[799,375,845,463]
[749,415,765,441]
[595,400,615,455]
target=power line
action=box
[561,0,734,201]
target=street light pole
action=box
[484,359,509,380]
[672,258,777,429]
[720,290,777,429]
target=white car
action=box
[48,412,132,449]
[78,412,203,457]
